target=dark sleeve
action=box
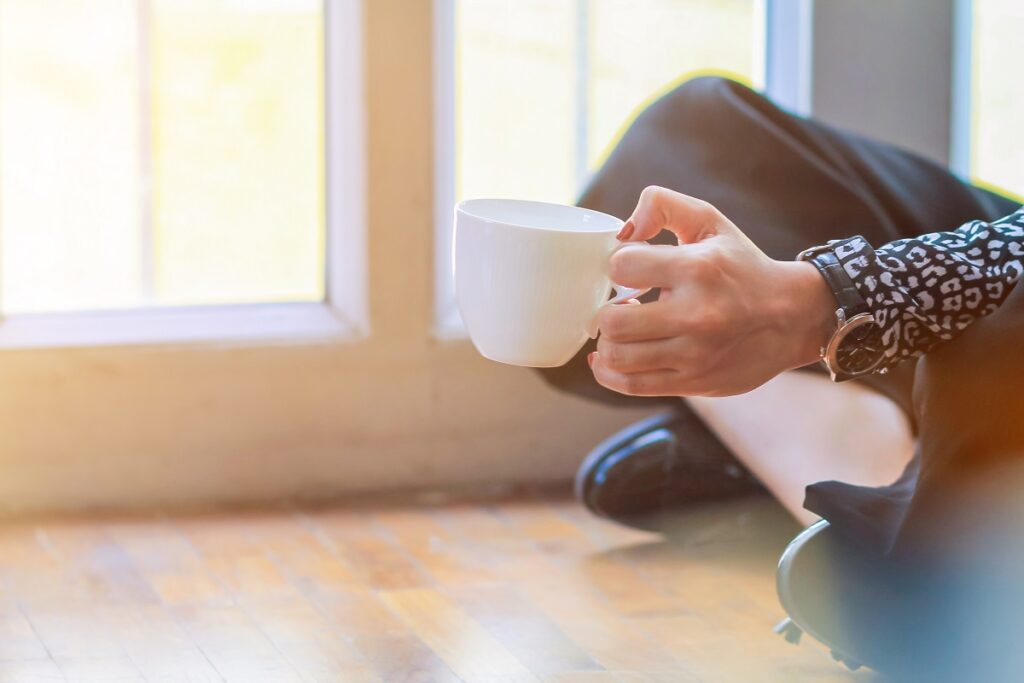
[822,206,1024,372]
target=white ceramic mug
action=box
[454,198,649,367]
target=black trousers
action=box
[539,77,1024,672]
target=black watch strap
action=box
[805,250,869,318]
[797,245,884,380]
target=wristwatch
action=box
[796,245,884,381]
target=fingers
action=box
[595,336,689,373]
[597,299,701,343]
[609,242,726,289]
[608,244,680,289]
[622,186,726,244]
[588,356,681,397]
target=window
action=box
[0,0,364,346]
[455,0,762,207]
[435,0,769,333]
[954,0,1024,200]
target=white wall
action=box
[811,0,956,165]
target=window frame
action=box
[949,0,973,179]
[431,0,814,338]
[950,0,1024,199]
[432,0,459,338]
[0,0,367,350]
[764,0,814,117]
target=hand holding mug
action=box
[589,186,837,397]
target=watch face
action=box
[835,338,883,375]
[832,314,884,377]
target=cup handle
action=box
[587,282,652,339]
[608,283,650,306]
[586,241,653,339]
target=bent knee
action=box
[640,75,753,128]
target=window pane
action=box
[0,0,143,314]
[456,0,760,206]
[152,0,324,306]
[589,0,759,170]
[0,0,325,315]
[971,0,1024,199]
[456,0,576,204]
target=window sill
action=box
[0,302,365,350]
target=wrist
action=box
[773,260,838,368]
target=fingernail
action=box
[616,220,634,241]
[587,352,596,368]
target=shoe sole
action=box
[776,520,869,671]
[776,520,835,647]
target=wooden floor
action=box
[0,495,875,682]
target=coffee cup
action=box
[453,198,648,367]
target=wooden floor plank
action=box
[105,519,232,607]
[0,658,66,682]
[352,634,463,683]
[0,603,49,662]
[24,605,128,660]
[246,513,359,594]
[53,656,145,683]
[373,508,498,587]
[171,604,302,683]
[542,673,620,683]
[502,503,690,618]
[306,510,436,590]
[444,582,601,677]
[380,587,541,682]
[243,598,381,682]
[0,497,871,682]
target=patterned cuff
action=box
[804,208,1024,371]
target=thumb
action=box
[620,186,730,245]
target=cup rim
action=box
[456,198,622,234]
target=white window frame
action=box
[0,0,367,350]
[432,0,813,338]
[764,0,814,117]
[433,0,459,338]
[949,0,974,179]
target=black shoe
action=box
[574,407,763,531]
[775,521,931,680]
[775,521,875,672]
[776,518,1024,683]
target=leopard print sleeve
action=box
[820,206,1024,372]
